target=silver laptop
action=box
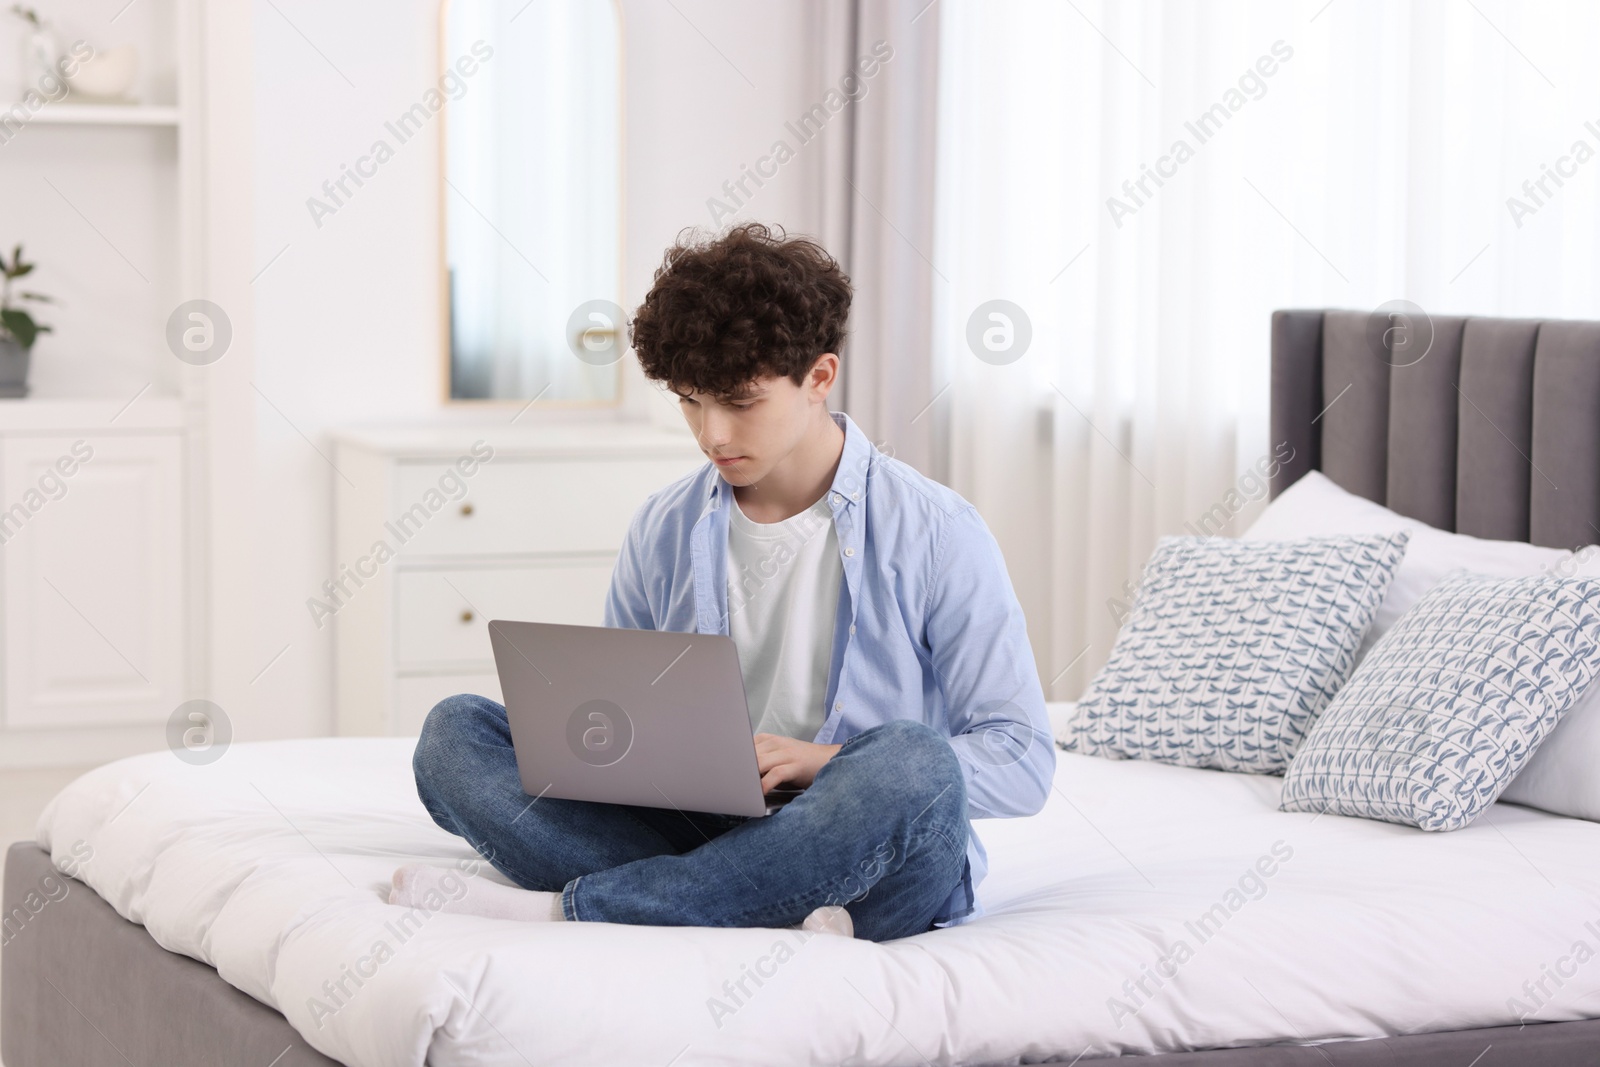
[488,620,801,818]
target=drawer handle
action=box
[460,503,474,517]
[459,610,475,624]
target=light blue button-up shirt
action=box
[604,410,1055,925]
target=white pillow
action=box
[1243,471,1572,665]
[1246,470,1600,822]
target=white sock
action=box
[389,864,564,922]
[794,905,854,938]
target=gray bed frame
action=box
[6,308,1600,1065]
[1270,309,1600,549]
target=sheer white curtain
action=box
[931,0,1600,699]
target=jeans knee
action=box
[843,719,966,826]
[856,719,957,771]
[414,692,503,792]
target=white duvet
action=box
[35,704,1600,1066]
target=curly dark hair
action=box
[629,221,853,398]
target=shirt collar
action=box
[823,410,874,512]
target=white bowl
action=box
[66,45,138,101]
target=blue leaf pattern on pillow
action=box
[1279,573,1600,831]
[1062,533,1408,774]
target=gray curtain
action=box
[810,0,946,482]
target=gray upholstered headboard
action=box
[1270,309,1600,550]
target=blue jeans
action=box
[412,693,970,942]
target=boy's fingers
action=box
[761,763,796,792]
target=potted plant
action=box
[9,6,59,97]
[0,245,53,397]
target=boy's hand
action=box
[754,733,843,792]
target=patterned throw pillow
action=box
[1061,533,1408,774]
[1280,574,1600,831]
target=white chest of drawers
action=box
[331,422,704,736]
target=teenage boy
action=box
[396,221,1053,942]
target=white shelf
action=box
[8,102,179,126]
[0,394,184,432]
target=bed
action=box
[6,308,1600,1066]
[14,729,1600,1067]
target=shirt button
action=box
[844,547,855,557]
[834,701,843,712]
[849,624,856,635]
[832,494,843,505]
[850,492,859,501]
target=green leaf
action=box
[0,308,41,349]
[17,291,53,303]
[8,262,33,278]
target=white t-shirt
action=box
[726,493,842,741]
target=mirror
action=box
[440,0,624,404]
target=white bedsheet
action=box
[35,704,1600,1066]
